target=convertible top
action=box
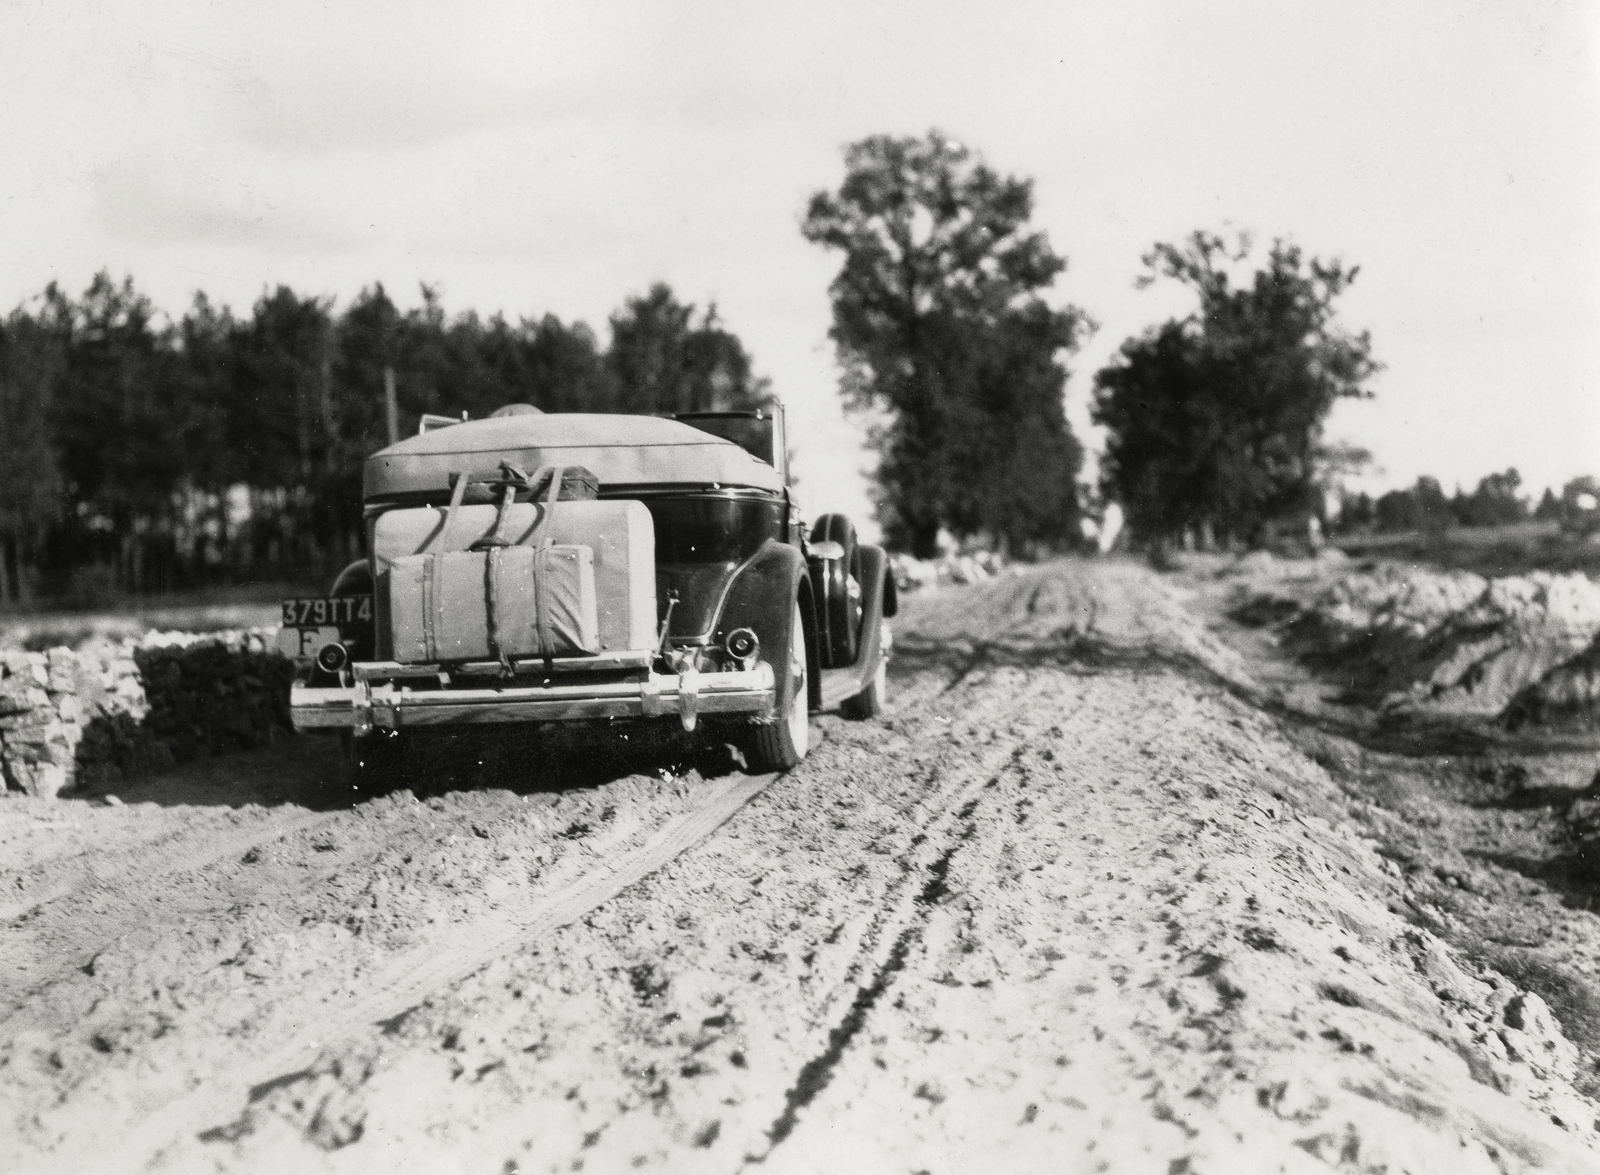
[364,412,785,500]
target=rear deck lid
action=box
[364,413,784,501]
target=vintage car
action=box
[280,404,895,780]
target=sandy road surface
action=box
[3,560,1599,1173]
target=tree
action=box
[1452,468,1525,528]
[1372,476,1450,534]
[606,284,769,415]
[1338,490,1375,534]
[1091,322,1224,543]
[1373,489,1418,534]
[0,307,65,601]
[1092,230,1378,547]
[931,302,1085,555]
[1312,440,1372,513]
[228,285,336,488]
[1560,476,1600,533]
[525,315,615,412]
[802,131,1090,556]
[45,273,205,592]
[1,271,783,602]
[1561,476,1600,510]
[1534,487,1561,521]
[1412,475,1452,536]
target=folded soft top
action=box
[364,413,784,500]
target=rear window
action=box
[675,415,776,467]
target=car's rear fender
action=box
[710,540,821,711]
[854,543,891,671]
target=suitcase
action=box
[385,466,601,665]
[374,466,656,661]
[388,544,597,663]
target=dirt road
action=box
[4,560,1598,1173]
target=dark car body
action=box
[283,406,894,773]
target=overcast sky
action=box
[2,0,1596,531]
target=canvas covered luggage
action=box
[387,543,597,664]
[373,464,656,662]
[385,465,598,665]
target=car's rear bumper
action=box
[290,662,776,734]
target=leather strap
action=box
[531,466,564,551]
[419,463,566,671]
[419,471,470,664]
[533,467,565,671]
[427,471,471,554]
[421,545,439,662]
[485,546,510,673]
[475,461,533,551]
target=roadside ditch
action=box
[1198,554,1600,1109]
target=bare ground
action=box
[3,558,1600,1173]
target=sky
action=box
[2,0,1597,534]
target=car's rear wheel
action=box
[744,598,809,772]
[809,515,861,669]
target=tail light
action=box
[316,641,350,675]
[725,628,759,670]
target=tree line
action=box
[4,128,1587,603]
[0,279,769,603]
[1338,472,1600,536]
[803,134,1589,558]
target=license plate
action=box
[278,625,344,659]
[277,594,373,661]
[280,595,372,628]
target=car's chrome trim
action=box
[352,649,655,681]
[292,662,775,732]
[363,484,783,517]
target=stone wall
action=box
[0,630,292,799]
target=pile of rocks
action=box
[1241,565,1600,726]
[890,550,1011,592]
[0,647,146,799]
[0,629,291,800]
[134,632,295,766]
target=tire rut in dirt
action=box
[0,805,443,1021]
[15,561,1598,1172]
[53,769,784,1174]
[742,772,995,1166]
[0,808,342,926]
[424,672,1051,1171]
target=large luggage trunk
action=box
[387,544,598,663]
[372,493,656,662]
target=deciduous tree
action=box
[1093,231,1378,547]
[803,131,1089,556]
[607,284,770,415]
